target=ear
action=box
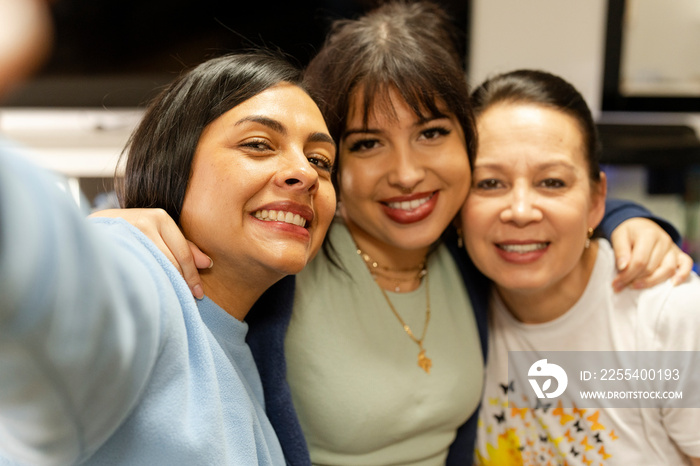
[588,171,607,230]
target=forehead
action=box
[476,102,585,164]
[222,83,326,127]
[346,85,447,128]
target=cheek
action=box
[339,160,372,204]
[460,198,496,241]
[180,161,247,240]
[316,184,337,228]
[180,195,218,248]
[461,204,493,270]
[460,203,480,237]
[440,152,471,195]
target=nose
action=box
[387,144,425,192]
[499,183,543,225]
[276,147,319,194]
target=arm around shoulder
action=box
[602,198,682,246]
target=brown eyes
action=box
[473,178,567,190]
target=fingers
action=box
[612,228,666,291]
[153,213,209,299]
[613,240,692,292]
[184,240,212,300]
[610,227,632,273]
[611,248,658,292]
[627,247,677,289]
[190,240,214,269]
[610,227,659,291]
[671,250,694,286]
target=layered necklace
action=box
[356,247,432,373]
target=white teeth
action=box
[499,243,548,253]
[387,195,432,211]
[254,209,307,228]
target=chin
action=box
[266,250,312,276]
[388,230,442,251]
[497,276,551,293]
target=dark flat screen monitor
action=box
[2,0,468,109]
[602,0,700,113]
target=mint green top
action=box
[285,220,483,465]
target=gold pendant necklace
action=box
[356,248,432,373]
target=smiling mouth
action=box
[254,209,308,228]
[385,193,434,211]
[497,242,549,253]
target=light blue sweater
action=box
[0,144,285,465]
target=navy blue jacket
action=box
[246,199,681,465]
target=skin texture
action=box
[178,83,337,318]
[339,88,470,282]
[461,102,606,323]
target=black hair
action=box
[118,51,309,224]
[471,69,601,182]
[304,0,477,196]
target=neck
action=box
[344,219,430,293]
[344,219,430,271]
[199,266,281,321]
[496,241,599,324]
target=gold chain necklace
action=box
[356,248,433,373]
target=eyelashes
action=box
[307,155,333,172]
[345,124,453,154]
[472,178,568,191]
[239,139,334,173]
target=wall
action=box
[468,0,691,239]
[469,0,607,115]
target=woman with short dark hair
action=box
[0,51,336,465]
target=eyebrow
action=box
[308,132,336,149]
[343,113,450,139]
[474,161,577,171]
[236,115,335,148]
[236,116,286,134]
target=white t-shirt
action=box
[475,239,700,465]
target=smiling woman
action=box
[463,101,606,322]
[465,69,700,465]
[118,55,336,317]
[0,52,335,465]
[176,83,336,317]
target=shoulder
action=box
[89,217,186,287]
[635,272,700,350]
[596,240,699,349]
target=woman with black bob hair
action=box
[0,51,336,465]
[121,53,310,224]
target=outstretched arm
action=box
[0,148,162,465]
